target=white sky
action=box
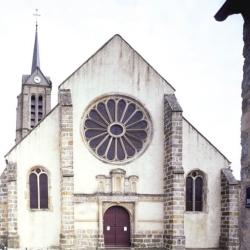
[0,0,244,179]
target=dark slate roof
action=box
[22,68,52,87]
[31,25,40,73]
[22,74,30,84]
[21,26,52,87]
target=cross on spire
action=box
[33,9,41,27]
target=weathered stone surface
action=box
[96,168,139,194]
[0,168,8,239]
[15,79,52,143]
[59,89,73,106]
[132,230,164,248]
[241,11,250,250]
[163,94,185,249]
[6,160,19,248]
[220,169,240,249]
[59,89,75,249]
[75,229,99,249]
[74,193,163,203]
[164,94,183,112]
[215,2,250,249]
[7,162,17,182]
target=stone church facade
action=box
[0,27,240,250]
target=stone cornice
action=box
[74,193,164,203]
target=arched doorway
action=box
[103,206,131,247]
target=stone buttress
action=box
[0,167,8,246]
[59,89,75,250]
[163,94,185,249]
[7,162,19,248]
[220,169,240,250]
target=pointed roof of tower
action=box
[22,16,51,87]
[31,24,40,73]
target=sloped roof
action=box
[21,25,51,87]
[22,67,51,87]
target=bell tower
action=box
[15,12,52,143]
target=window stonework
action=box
[82,95,152,164]
[30,95,36,128]
[186,170,205,212]
[29,168,48,209]
[38,95,43,122]
[30,95,44,128]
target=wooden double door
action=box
[103,206,131,247]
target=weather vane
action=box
[33,9,41,27]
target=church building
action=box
[0,24,240,250]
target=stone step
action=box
[105,248,134,250]
[105,248,224,250]
[186,249,224,250]
[105,248,132,250]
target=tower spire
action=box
[31,9,41,73]
[15,9,52,143]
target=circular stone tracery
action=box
[83,95,152,164]
[108,123,125,138]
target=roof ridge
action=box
[58,34,175,91]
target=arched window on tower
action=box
[38,95,43,122]
[29,167,48,209]
[186,170,205,212]
[30,95,36,128]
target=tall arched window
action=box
[29,168,48,209]
[30,95,36,128]
[38,95,43,122]
[186,170,205,212]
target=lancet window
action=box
[29,167,48,209]
[186,170,205,212]
[30,95,36,128]
[38,95,43,122]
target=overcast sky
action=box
[0,0,244,179]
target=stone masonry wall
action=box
[15,92,30,143]
[15,82,52,144]
[75,229,98,250]
[240,12,250,250]
[132,230,163,248]
[215,3,250,249]
[0,167,8,245]
[15,94,22,143]
[75,229,164,249]
[7,162,19,248]
[220,169,240,250]
[163,94,185,250]
[59,89,75,250]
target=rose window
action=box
[83,95,152,164]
